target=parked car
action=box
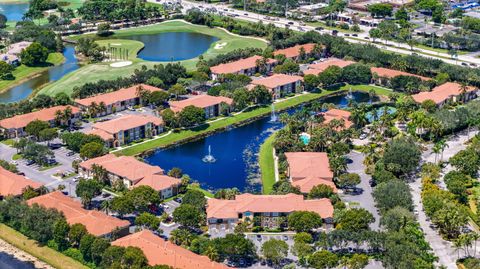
[344,33,350,36]
[256,234,262,241]
[315,26,324,31]
[17,172,25,176]
[461,62,468,66]
[288,21,294,25]
[352,33,358,37]
[25,159,35,166]
[359,133,367,140]
[66,151,75,156]
[174,197,183,203]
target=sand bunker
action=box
[110,61,132,68]
[214,42,227,49]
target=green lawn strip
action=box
[259,132,277,194]
[39,163,62,171]
[306,21,362,34]
[0,52,65,93]
[96,39,145,61]
[12,154,22,160]
[1,139,15,146]
[187,184,214,198]
[0,224,89,269]
[38,20,267,97]
[338,84,398,97]
[116,92,333,156]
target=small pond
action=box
[0,2,29,22]
[0,45,80,104]
[124,32,219,62]
[145,91,375,192]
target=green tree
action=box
[80,141,105,159]
[348,254,369,269]
[288,211,323,232]
[334,208,374,231]
[25,120,50,139]
[182,189,207,210]
[53,218,70,251]
[395,7,409,21]
[168,83,187,100]
[126,186,161,213]
[381,206,414,231]
[79,234,96,262]
[373,179,413,213]
[368,3,393,17]
[336,173,361,189]
[90,238,110,265]
[308,184,335,199]
[38,128,57,143]
[308,250,339,269]
[173,204,204,228]
[0,61,14,80]
[75,179,103,207]
[167,167,183,178]
[20,42,49,66]
[261,239,289,265]
[178,105,205,127]
[382,137,420,176]
[135,212,161,231]
[68,223,87,248]
[450,149,480,177]
[317,65,343,87]
[121,246,149,268]
[341,64,372,85]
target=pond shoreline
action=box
[0,238,53,269]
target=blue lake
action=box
[0,3,29,22]
[0,45,80,104]
[0,252,36,269]
[145,91,374,193]
[125,32,219,62]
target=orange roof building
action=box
[169,95,233,119]
[303,58,355,76]
[28,191,130,237]
[371,67,431,84]
[79,154,179,199]
[112,230,228,269]
[321,108,353,129]
[273,43,318,59]
[206,193,334,231]
[0,106,81,138]
[86,115,164,147]
[74,84,163,117]
[285,152,336,193]
[250,74,303,100]
[0,166,42,198]
[210,55,277,80]
[412,82,478,106]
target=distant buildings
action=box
[412,82,478,107]
[0,41,32,65]
[370,67,431,85]
[79,154,180,199]
[285,152,336,194]
[112,230,228,269]
[28,191,130,237]
[303,58,355,76]
[0,105,81,138]
[87,114,164,147]
[169,95,234,119]
[249,74,304,100]
[210,55,277,80]
[206,193,334,231]
[0,166,42,199]
[74,84,163,117]
[273,43,319,60]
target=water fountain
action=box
[345,87,353,100]
[270,103,278,122]
[202,145,216,163]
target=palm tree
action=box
[54,110,63,126]
[98,102,107,116]
[453,239,464,259]
[204,245,219,261]
[101,199,111,214]
[62,106,73,127]
[89,102,99,118]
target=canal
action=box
[145,91,375,193]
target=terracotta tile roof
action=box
[285,152,333,180]
[206,193,333,219]
[322,109,353,129]
[112,230,228,269]
[134,174,181,192]
[169,95,233,113]
[0,106,80,130]
[0,166,42,197]
[371,67,431,81]
[210,55,277,75]
[292,177,338,194]
[273,43,317,59]
[86,128,114,141]
[80,154,164,184]
[28,191,130,236]
[74,84,163,107]
[412,82,477,104]
[250,74,303,89]
[88,115,163,140]
[303,58,355,76]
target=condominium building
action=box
[249,74,303,100]
[169,95,234,119]
[210,55,277,80]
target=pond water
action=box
[124,32,219,62]
[0,45,80,103]
[0,252,36,269]
[0,2,29,22]
[145,91,374,193]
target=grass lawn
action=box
[259,132,277,194]
[0,224,88,269]
[187,184,214,198]
[38,20,267,97]
[1,139,15,146]
[12,154,22,160]
[0,53,64,93]
[96,39,145,61]
[337,84,397,97]
[116,91,338,156]
[39,163,62,171]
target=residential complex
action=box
[370,67,431,85]
[412,82,478,107]
[206,193,334,231]
[169,95,234,119]
[74,84,163,117]
[0,166,42,199]
[273,43,318,60]
[0,105,81,138]
[249,74,303,100]
[210,55,277,80]
[303,58,355,76]
[285,152,336,193]
[0,41,32,65]
[28,191,130,237]
[321,108,353,129]
[87,114,164,147]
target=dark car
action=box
[17,172,25,176]
[461,62,468,66]
[25,159,35,166]
[315,26,324,31]
[288,21,294,25]
[66,151,75,156]
[352,33,358,37]
[369,179,377,187]
[174,197,183,203]
[344,33,350,36]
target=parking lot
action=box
[245,233,296,260]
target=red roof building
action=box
[412,82,478,107]
[371,67,431,85]
[74,84,163,117]
[86,115,164,147]
[250,74,303,100]
[206,193,334,231]
[285,152,336,193]
[112,230,228,269]
[303,58,355,76]
[321,108,353,129]
[273,43,319,59]
[169,95,233,119]
[28,191,130,237]
[0,106,81,138]
[0,166,42,198]
[210,55,277,80]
